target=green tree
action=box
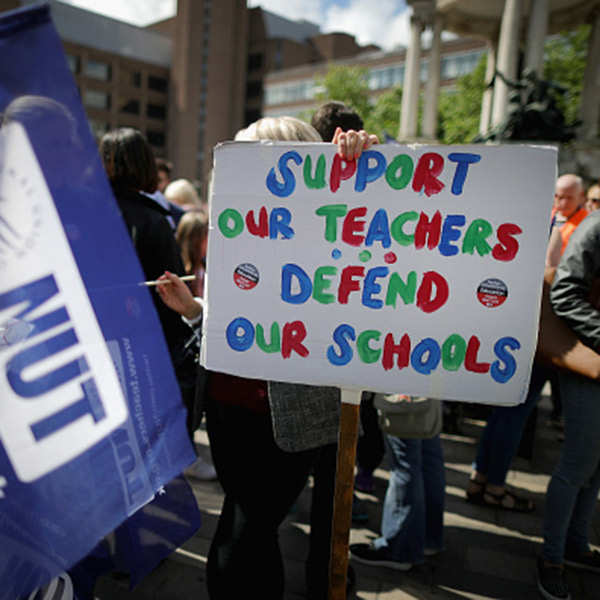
[314,65,373,124]
[367,87,403,140]
[437,55,487,144]
[543,25,589,126]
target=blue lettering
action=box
[7,328,89,397]
[439,214,466,257]
[281,263,312,304]
[364,208,391,248]
[327,324,356,366]
[410,338,441,375]
[266,150,302,197]
[362,266,389,309]
[490,336,520,383]
[448,152,481,195]
[226,317,255,351]
[269,207,295,239]
[355,150,386,192]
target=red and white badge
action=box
[477,278,508,308]
[233,263,259,290]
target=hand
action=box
[332,127,379,161]
[156,271,203,320]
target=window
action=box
[83,90,110,110]
[264,80,315,106]
[66,54,80,74]
[147,130,165,147]
[84,59,111,81]
[120,99,140,114]
[441,51,484,80]
[131,71,142,88]
[248,53,263,71]
[148,75,168,93]
[147,103,166,120]
[246,81,262,99]
[88,119,109,139]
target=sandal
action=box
[465,479,486,504]
[482,489,535,513]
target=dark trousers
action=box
[205,396,331,599]
[357,393,385,474]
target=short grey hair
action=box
[235,116,322,143]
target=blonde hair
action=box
[235,116,322,143]
[165,178,201,209]
[176,210,209,274]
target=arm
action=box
[550,213,600,351]
[156,271,203,321]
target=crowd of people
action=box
[79,102,600,600]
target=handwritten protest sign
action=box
[202,142,556,406]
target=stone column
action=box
[579,9,600,141]
[524,0,548,74]
[479,40,497,136]
[491,0,523,128]
[399,13,424,140]
[422,13,444,140]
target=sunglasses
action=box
[589,197,600,203]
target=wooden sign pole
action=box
[328,389,362,600]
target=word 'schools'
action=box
[202,141,557,406]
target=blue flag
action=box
[0,5,199,598]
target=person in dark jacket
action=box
[537,209,600,600]
[100,128,197,433]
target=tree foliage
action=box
[543,25,589,126]
[437,56,487,144]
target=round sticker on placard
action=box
[477,278,508,308]
[234,263,259,290]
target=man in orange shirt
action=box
[546,174,588,267]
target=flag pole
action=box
[329,388,362,600]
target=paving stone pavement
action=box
[95,394,600,599]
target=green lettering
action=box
[441,334,466,371]
[390,211,418,246]
[256,322,281,353]
[385,154,414,189]
[315,204,348,242]
[462,219,493,256]
[357,330,381,363]
[303,154,326,189]
[385,271,417,307]
[313,266,337,304]
[218,208,244,238]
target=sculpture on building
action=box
[476,68,579,143]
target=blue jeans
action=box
[474,363,548,485]
[374,434,445,564]
[542,372,600,564]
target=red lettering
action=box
[464,336,490,373]
[492,223,522,261]
[281,321,309,358]
[342,207,367,246]
[382,333,411,370]
[245,207,269,238]
[329,154,357,193]
[338,266,364,304]
[414,211,442,250]
[416,271,449,313]
[412,152,445,197]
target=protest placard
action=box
[202,141,557,406]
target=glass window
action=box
[148,75,168,93]
[83,90,110,110]
[88,119,108,139]
[84,59,111,81]
[147,103,166,120]
[147,130,165,147]
[248,53,263,71]
[120,99,140,114]
[131,71,141,88]
[66,54,80,74]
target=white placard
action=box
[201,142,557,406]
